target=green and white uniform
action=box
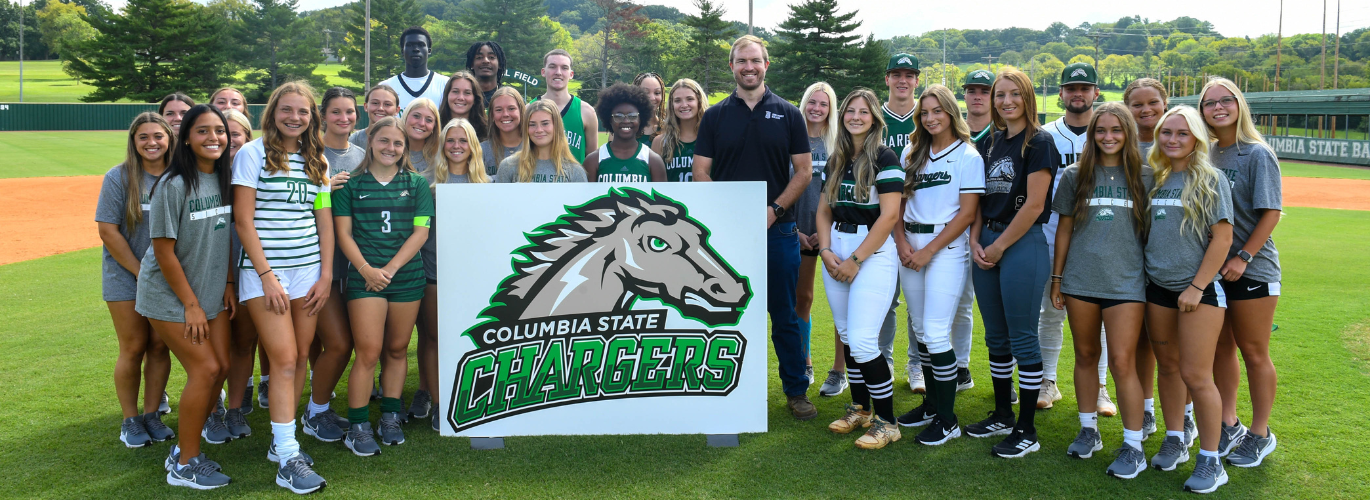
[882,103,916,152]
[561,96,588,162]
[970,125,993,144]
[230,138,331,301]
[333,170,434,302]
[594,143,652,183]
[664,140,695,182]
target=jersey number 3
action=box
[381,211,392,233]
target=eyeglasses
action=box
[1201,96,1238,110]
[611,112,640,121]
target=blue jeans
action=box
[768,222,806,396]
[972,224,1049,365]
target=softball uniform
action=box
[1052,165,1154,305]
[333,171,434,302]
[230,138,331,301]
[593,143,652,182]
[1145,171,1234,309]
[1211,142,1282,299]
[95,165,158,301]
[664,140,695,182]
[882,104,915,152]
[134,171,232,322]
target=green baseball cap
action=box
[1060,62,1098,86]
[887,53,920,74]
[963,69,994,88]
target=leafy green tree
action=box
[769,0,866,100]
[678,0,736,96]
[339,0,422,87]
[67,0,230,102]
[36,1,96,77]
[453,0,561,74]
[235,0,326,101]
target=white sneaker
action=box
[1037,379,1062,409]
[906,362,926,393]
[1097,387,1117,417]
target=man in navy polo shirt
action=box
[693,35,817,420]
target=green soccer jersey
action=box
[882,103,916,152]
[665,140,695,182]
[561,95,588,163]
[333,170,435,297]
[594,143,652,183]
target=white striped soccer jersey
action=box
[230,138,332,270]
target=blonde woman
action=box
[794,82,842,396]
[653,78,709,182]
[401,98,441,175]
[482,87,526,175]
[495,99,587,183]
[818,88,905,450]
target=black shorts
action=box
[1219,276,1281,301]
[426,278,438,285]
[1065,293,1142,310]
[800,248,820,257]
[1146,281,1227,309]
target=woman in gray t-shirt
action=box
[96,112,176,447]
[793,82,837,387]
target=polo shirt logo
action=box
[765,111,784,119]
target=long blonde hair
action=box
[432,118,490,185]
[903,85,971,196]
[800,81,838,156]
[402,97,442,168]
[353,116,413,175]
[988,68,1042,156]
[1198,77,1271,152]
[222,109,253,142]
[824,88,886,206]
[1074,102,1149,238]
[119,112,175,231]
[659,78,710,161]
[260,81,329,186]
[487,86,527,166]
[1148,106,1224,239]
[515,99,578,183]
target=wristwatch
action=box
[1238,250,1254,263]
[770,202,786,218]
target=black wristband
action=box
[258,269,273,277]
[1189,283,1205,292]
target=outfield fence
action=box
[0,103,369,131]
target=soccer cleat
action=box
[345,422,382,457]
[201,413,234,444]
[895,398,936,427]
[302,411,344,443]
[1183,413,1198,447]
[1227,427,1276,468]
[119,415,151,448]
[276,455,327,494]
[906,362,926,393]
[1037,379,1062,409]
[239,386,254,416]
[377,412,406,445]
[159,391,171,415]
[955,367,974,392]
[915,415,961,446]
[965,411,1015,438]
[818,369,848,397]
[224,408,251,438]
[407,390,432,420]
[1151,435,1190,471]
[257,379,270,409]
[1107,444,1149,479]
[828,404,872,434]
[267,443,314,466]
[991,430,1041,458]
[1142,411,1158,440]
[854,416,901,449]
[1217,419,1248,457]
[166,455,231,490]
[787,395,817,421]
[1097,388,1117,417]
[1183,455,1228,494]
[1067,427,1104,459]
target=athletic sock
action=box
[918,342,935,407]
[271,420,299,463]
[1080,412,1099,429]
[380,397,404,414]
[1166,430,1186,439]
[1185,402,1194,417]
[1016,362,1044,434]
[798,317,812,360]
[1123,428,1144,451]
[1144,398,1155,413]
[348,406,370,425]
[1198,448,1220,459]
[843,344,870,410]
[860,354,895,422]
[988,353,1016,417]
[929,350,959,423]
[307,399,330,419]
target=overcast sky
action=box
[105,0,1368,41]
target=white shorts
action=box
[239,264,322,303]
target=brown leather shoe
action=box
[788,395,818,421]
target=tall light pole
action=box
[18,0,24,102]
[748,0,753,36]
[364,0,372,89]
[941,29,947,86]
[1334,0,1341,89]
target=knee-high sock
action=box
[861,354,896,422]
[1016,362,1045,434]
[918,343,935,406]
[989,353,1016,418]
[930,350,959,423]
[843,344,869,410]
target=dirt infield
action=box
[0,174,1368,266]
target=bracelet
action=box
[258,269,273,277]
[226,281,236,285]
[819,247,833,255]
[1189,283,1205,292]
[1050,274,1063,280]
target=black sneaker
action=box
[991,430,1041,458]
[965,411,1015,438]
[955,367,974,392]
[896,398,936,427]
[915,415,961,446]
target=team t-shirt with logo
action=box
[594,143,652,182]
[135,171,231,322]
[494,156,588,183]
[333,170,435,298]
[95,165,159,302]
[1145,170,1234,292]
[901,140,986,225]
[1211,142,1282,283]
[230,138,331,271]
[977,130,1059,225]
[1052,164,1154,301]
[829,146,904,226]
[882,103,915,152]
[664,140,695,182]
[381,71,450,112]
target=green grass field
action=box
[0,61,363,103]
[0,206,1366,497]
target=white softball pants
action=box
[823,225,900,365]
[900,228,970,356]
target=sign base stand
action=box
[471,437,505,450]
[706,434,739,448]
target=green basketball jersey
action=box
[594,143,652,183]
[882,103,916,152]
[665,140,695,182]
[561,95,587,163]
[332,170,435,296]
[637,134,654,149]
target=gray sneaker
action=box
[1142,411,1158,440]
[1067,427,1103,459]
[805,365,815,387]
[143,411,175,442]
[1217,419,1248,457]
[1183,413,1197,447]
[276,455,327,494]
[432,415,441,432]
[1151,435,1190,471]
[238,385,254,415]
[1107,444,1148,479]
[1227,427,1276,468]
[320,408,350,431]
[302,410,345,443]
[266,443,314,465]
[956,367,975,392]
[224,408,251,438]
[120,415,151,448]
[167,454,231,490]
[408,390,432,420]
[159,391,171,415]
[818,369,848,397]
[201,412,234,444]
[345,422,382,456]
[165,448,222,472]
[257,379,270,409]
[377,412,406,445]
[1184,454,1229,494]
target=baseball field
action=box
[1,130,1367,498]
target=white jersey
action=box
[381,71,450,112]
[900,140,986,225]
[1040,117,1088,255]
[230,138,331,270]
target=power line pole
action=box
[983,55,997,72]
[1320,0,1327,89]
[1086,31,1110,70]
[942,29,948,86]
[18,0,24,102]
[1334,0,1341,89]
[1275,0,1283,92]
[364,0,372,89]
[748,0,753,36]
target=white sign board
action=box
[436,183,768,437]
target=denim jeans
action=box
[768,222,806,396]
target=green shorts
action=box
[344,258,425,303]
